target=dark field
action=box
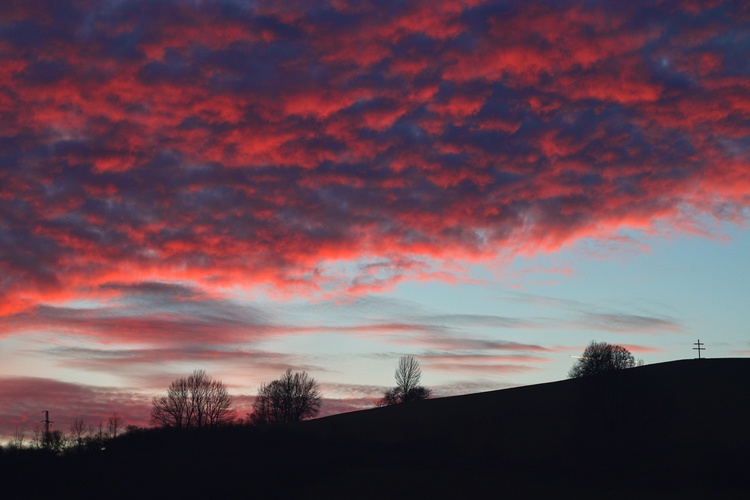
[2,359,748,498]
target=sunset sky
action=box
[1,0,748,441]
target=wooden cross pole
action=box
[693,339,705,359]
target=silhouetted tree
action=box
[33,426,66,453]
[251,369,322,425]
[69,417,89,448]
[151,370,235,429]
[94,420,107,446]
[378,355,432,406]
[568,341,636,378]
[107,413,125,438]
[6,428,26,451]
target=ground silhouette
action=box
[2,359,748,498]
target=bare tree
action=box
[568,341,636,378]
[378,355,432,406]
[251,369,322,425]
[32,425,43,448]
[151,370,235,429]
[69,417,89,448]
[33,426,66,453]
[396,355,421,394]
[95,420,106,444]
[107,413,125,438]
[7,428,26,451]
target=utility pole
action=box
[41,410,53,448]
[693,339,705,359]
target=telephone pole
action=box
[693,339,705,359]
[41,410,53,448]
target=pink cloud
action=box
[621,344,664,354]
[0,0,747,328]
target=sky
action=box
[0,0,748,441]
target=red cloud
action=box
[0,0,747,321]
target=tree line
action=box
[150,342,639,431]
[1,355,432,453]
[149,354,432,431]
[3,412,128,455]
[4,342,641,451]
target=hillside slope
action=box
[3,359,748,498]
[300,358,750,496]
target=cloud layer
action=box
[1,0,748,315]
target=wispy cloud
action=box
[35,346,319,383]
[420,353,549,364]
[0,281,275,344]
[426,363,540,374]
[576,313,682,334]
[504,292,684,335]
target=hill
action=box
[2,359,748,498]
[302,358,750,497]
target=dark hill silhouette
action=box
[2,359,748,498]
[302,358,750,497]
